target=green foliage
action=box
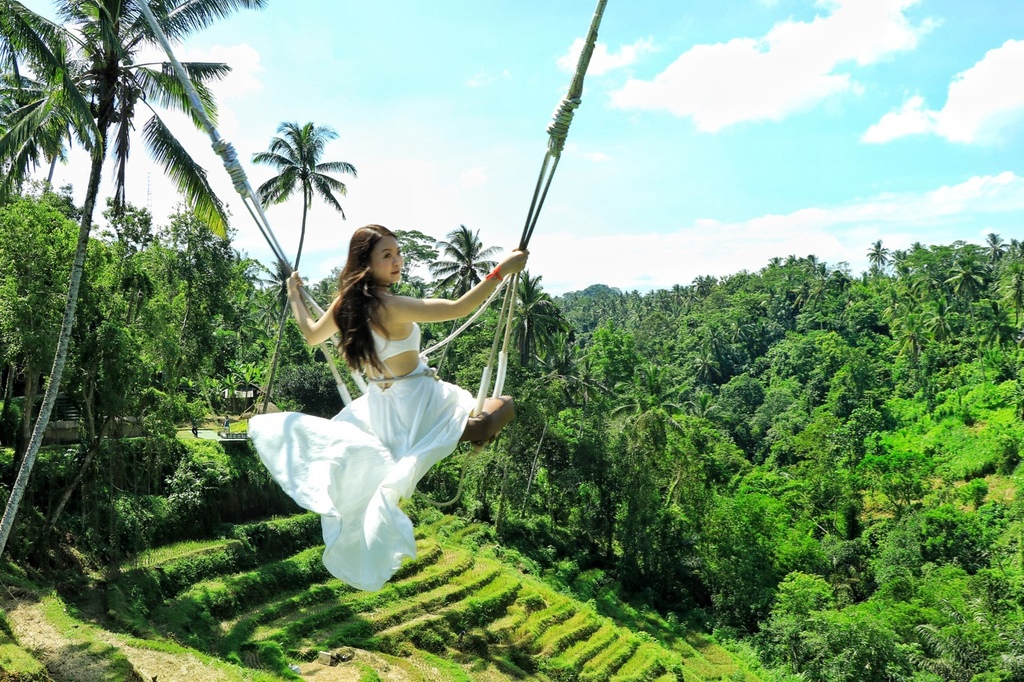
[5,192,1024,682]
[274,363,343,417]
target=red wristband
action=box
[486,265,503,281]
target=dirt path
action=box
[5,597,234,682]
[91,633,237,682]
[5,599,131,682]
[4,596,450,682]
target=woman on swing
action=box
[249,224,528,591]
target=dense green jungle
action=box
[1,187,1023,681]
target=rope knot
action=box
[212,139,251,197]
[547,97,580,154]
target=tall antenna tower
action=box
[146,172,152,212]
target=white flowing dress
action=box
[248,324,474,591]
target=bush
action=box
[275,364,343,418]
[0,398,23,448]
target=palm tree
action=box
[536,330,602,406]
[867,239,891,277]
[986,232,1006,266]
[426,225,500,375]
[692,274,716,299]
[977,300,1014,352]
[429,224,500,296]
[0,70,72,196]
[614,361,682,416]
[513,271,568,367]
[945,253,988,314]
[684,390,717,419]
[0,0,264,559]
[693,345,721,386]
[894,310,925,363]
[923,296,954,344]
[252,121,355,411]
[252,121,355,267]
[1001,260,1024,325]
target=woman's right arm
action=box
[287,272,340,346]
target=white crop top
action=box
[371,323,421,363]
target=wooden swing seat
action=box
[461,396,515,444]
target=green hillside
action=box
[1,511,758,681]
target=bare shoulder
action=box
[381,294,425,319]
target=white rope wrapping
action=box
[475,365,494,416]
[493,351,508,400]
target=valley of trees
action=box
[0,183,1022,681]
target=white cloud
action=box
[466,69,511,88]
[530,172,1024,293]
[459,166,488,189]
[563,142,609,163]
[861,95,936,142]
[557,38,655,77]
[181,43,265,100]
[610,0,932,132]
[863,40,1024,145]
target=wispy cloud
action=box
[557,38,655,77]
[610,0,933,132]
[466,69,511,88]
[863,39,1024,145]
[531,172,1024,294]
[180,43,265,100]
[459,166,488,189]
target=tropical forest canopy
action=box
[0,184,1022,679]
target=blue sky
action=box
[24,0,1024,294]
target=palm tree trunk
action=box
[0,147,104,559]
[434,320,460,379]
[0,365,14,444]
[17,368,38,460]
[44,416,114,534]
[262,205,306,415]
[261,303,290,414]
[295,200,308,269]
[495,455,511,535]
[520,422,547,516]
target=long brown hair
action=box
[333,224,396,374]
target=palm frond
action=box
[311,174,344,216]
[255,170,298,206]
[161,0,267,42]
[315,160,356,176]
[0,3,66,76]
[134,63,219,128]
[0,94,67,198]
[251,150,292,169]
[141,111,228,236]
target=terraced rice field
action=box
[6,513,760,681]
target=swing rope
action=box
[138,0,367,406]
[477,0,608,410]
[138,0,608,417]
